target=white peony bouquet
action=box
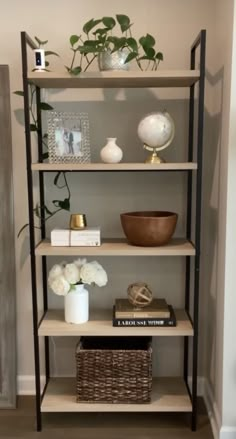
[48,258,108,296]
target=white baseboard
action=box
[219,427,236,439]
[203,378,221,439]
[17,374,75,395]
[17,375,46,395]
[187,376,205,395]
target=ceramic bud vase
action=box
[64,284,89,324]
[100,138,123,163]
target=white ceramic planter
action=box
[64,284,89,324]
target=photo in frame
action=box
[47,111,90,163]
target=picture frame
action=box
[47,111,90,164]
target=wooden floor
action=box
[0,397,213,439]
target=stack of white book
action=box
[51,227,101,246]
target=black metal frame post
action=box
[21,32,42,431]
[184,43,196,387]
[184,29,206,431]
[21,31,52,431]
[36,87,50,381]
[191,29,206,431]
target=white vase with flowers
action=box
[48,258,107,324]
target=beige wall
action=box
[202,0,236,436]
[221,1,236,432]
[0,0,217,394]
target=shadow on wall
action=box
[200,66,224,391]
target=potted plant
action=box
[66,14,163,75]
[48,258,108,324]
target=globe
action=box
[137,111,175,163]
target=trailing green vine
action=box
[15,37,71,237]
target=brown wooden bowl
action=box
[120,211,178,247]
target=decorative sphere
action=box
[137,111,175,149]
[127,282,153,308]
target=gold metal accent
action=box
[145,149,165,164]
[70,214,87,230]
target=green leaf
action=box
[124,52,138,64]
[139,34,156,50]
[93,27,109,36]
[79,46,102,54]
[34,202,40,217]
[126,37,138,53]
[83,18,101,35]
[14,90,24,96]
[107,36,126,52]
[39,102,54,111]
[70,66,82,76]
[35,36,48,47]
[83,40,99,47]
[60,198,70,211]
[42,152,49,160]
[146,33,156,47]
[144,47,155,59]
[156,52,164,61]
[70,35,79,47]
[45,50,59,57]
[54,172,61,186]
[53,198,70,211]
[97,34,106,44]
[116,14,131,32]
[30,124,37,132]
[102,16,116,29]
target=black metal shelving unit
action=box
[20,30,206,432]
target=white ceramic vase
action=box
[100,138,123,163]
[64,284,89,324]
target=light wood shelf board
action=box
[28,70,200,89]
[31,162,198,171]
[41,377,192,412]
[38,309,193,337]
[35,238,195,257]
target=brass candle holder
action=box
[70,214,87,230]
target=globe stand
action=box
[144,146,166,164]
[144,145,166,164]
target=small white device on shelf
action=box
[34,49,45,71]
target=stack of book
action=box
[112,298,176,327]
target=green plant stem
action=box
[70,50,77,70]
[29,86,48,151]
[17,223,41,238]
[56,172,71,197]
[84,55,97,72]
[63,172,71,198]
[145,60,151,71]
[155,59,160,70]
[136,56,143,71]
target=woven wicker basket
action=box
[76,336,152,403]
